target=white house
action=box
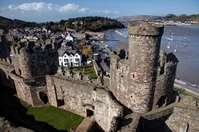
[59,49,82,67]
[65,33,74,42]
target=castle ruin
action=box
[0,22,198,132]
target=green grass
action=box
[70,65,98,79]
[173,87,190,96]
[26,106,84,131]
[0,86,84,131]
[173,87,199,101]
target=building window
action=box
[64,63,69,67]
[75,58,79,62]
[64,59,68,62]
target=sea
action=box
[104,25,199,85]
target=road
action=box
[174,79,199,98]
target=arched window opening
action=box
[39,92,48,104]
[86,109,94,117]
[156,95,167,108]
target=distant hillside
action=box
[61,16,125,31]
[0,16,125,32]
[163,14,199,22]
[116,14,199,22]
[0,16,37,32]
[116,15,161,21]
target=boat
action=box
[115,29,128,38]
[184,34,186,40]
[174,43,177,52]
[167,41,171,48]
[167,32,174,41]
[167,38,173,41]
[184,43,187,47]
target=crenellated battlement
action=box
[0,57,12,64]
[10,38,59,79]
[11,38,57,55]
[57,67,94,83]
[158,50,178,76]
[128,21,164,36]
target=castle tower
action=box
[11,40,59,79]
[127,22,164,113]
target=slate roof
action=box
[58,47,82,57]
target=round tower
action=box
[128,22,164,113]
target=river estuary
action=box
[104,25,199,85]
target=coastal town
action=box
[1,18,113,75]
[0,15,199,132]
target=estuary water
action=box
[104,25,199,85]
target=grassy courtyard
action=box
[69,65,98,79]
[26,106,84,131]
[0,86,84,131]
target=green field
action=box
[0,86,84,131]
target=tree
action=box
[165,14,176,18]
[81,46,93,57]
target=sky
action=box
[0,0,199,22]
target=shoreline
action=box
[103,26,199,85]
[174,79,199,98]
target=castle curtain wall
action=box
[0,61,15,88]
[46,74,123,132]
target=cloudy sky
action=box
[0,0,199,22]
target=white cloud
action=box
[59,3,79,12]
[47,3,54,10]
[96,9,119,15]
[8,5,15,10]
[8,2,47,11]
[1,2,120,22]
[78,8,89,13]
[7,2,87,13]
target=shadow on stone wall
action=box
[137,117,172,132]
[0,85,68,132]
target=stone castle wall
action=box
[166,96,199,132]
[11,40,59,79]
[109,22,179,114]
[9,72,47,106]
[0,35,10,58]
[153,52,178,109]
[110,22,166,113]
[110,57,130,106]
[138,96,199,132]
[46,74,123,131]
[127,22,164,113]
[0,60,15,88]
[166,106,199,132]
[0,22,188,132]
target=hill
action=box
[163,14,199,22]
[61,16,125,31]
[0,16,125,32]
[116,14,199,23]
[116,15,161,21]
[0,16,37,32]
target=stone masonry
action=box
[110,22,178,113]
[0,22,198,132]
